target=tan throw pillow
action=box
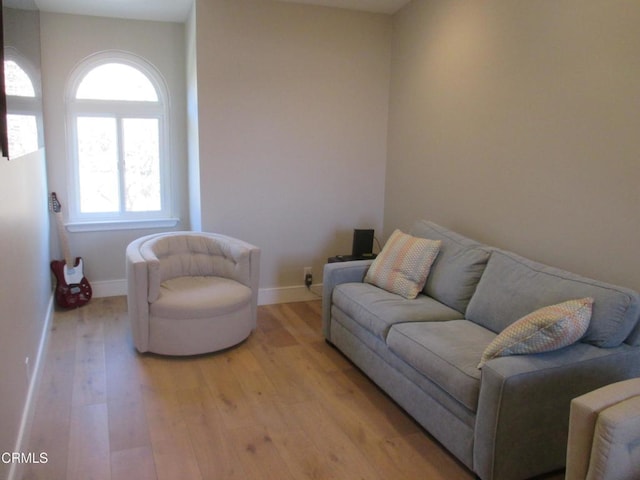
[364,229,441,299]
[478,297,593,368]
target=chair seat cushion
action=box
[150,276,252,319]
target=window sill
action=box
[66,218,180,233]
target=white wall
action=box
[194,0,391,295]
[186,5,201,233]
[39,13,188,293]
[0,8,51,478]
[0,149,51,479]
[386,0,640,292]
[39,3,391,300]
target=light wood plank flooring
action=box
[21,297,561,480]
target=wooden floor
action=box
[21,296,562,480]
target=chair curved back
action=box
[141,233,253,302]
[126,231,260,355]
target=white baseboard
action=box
[91,278,322,305]
[257,284,323,304]
[8,295,55,480]
[91,278,128,298]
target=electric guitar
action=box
[49,192,92,308]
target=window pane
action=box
[76,63,158,102]
[77,117,119,213]
[123,118,161,212]
[4,60,35,97]
[7,114,38,157]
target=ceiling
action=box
[30,0,411,22]
[272,0,410,15]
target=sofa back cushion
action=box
[409,220,491,314]
[466,249,640,347]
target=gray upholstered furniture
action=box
[323,220,640,480]
[566,378,640,480]
[126,231,260,356]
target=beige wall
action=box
[26,1,640,307]
[40,13,188,290]
[194,0,391,290]
[37,2,391,296]
[0,8,50,476]
[386,0,640,291]
[0,150,51,479]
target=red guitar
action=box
[49,192,92,308]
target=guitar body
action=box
[49,192,92,309]
[50,257,93,309]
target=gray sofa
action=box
[322,220,640,480]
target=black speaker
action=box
[351,229,374,258]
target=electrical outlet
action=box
[304,267,313,288]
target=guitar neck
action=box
[54,211,75,267]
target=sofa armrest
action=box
[473,343,640,480]
[322,260,373,340]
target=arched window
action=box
[66,52,172,225]
[4,49,41,158]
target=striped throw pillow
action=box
[364,230,441,299]
[477,297,593,368]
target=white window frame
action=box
[65,51,176,231]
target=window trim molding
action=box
[65,50,173,226]
[65,217,180,233]
[66,50,168,106]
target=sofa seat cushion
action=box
[466,249,640,347]
[332,282,463,340]
[151,276,252,319]
[387,320,496,411]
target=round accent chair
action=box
[126,231,260,356]
[566,377,640,480]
